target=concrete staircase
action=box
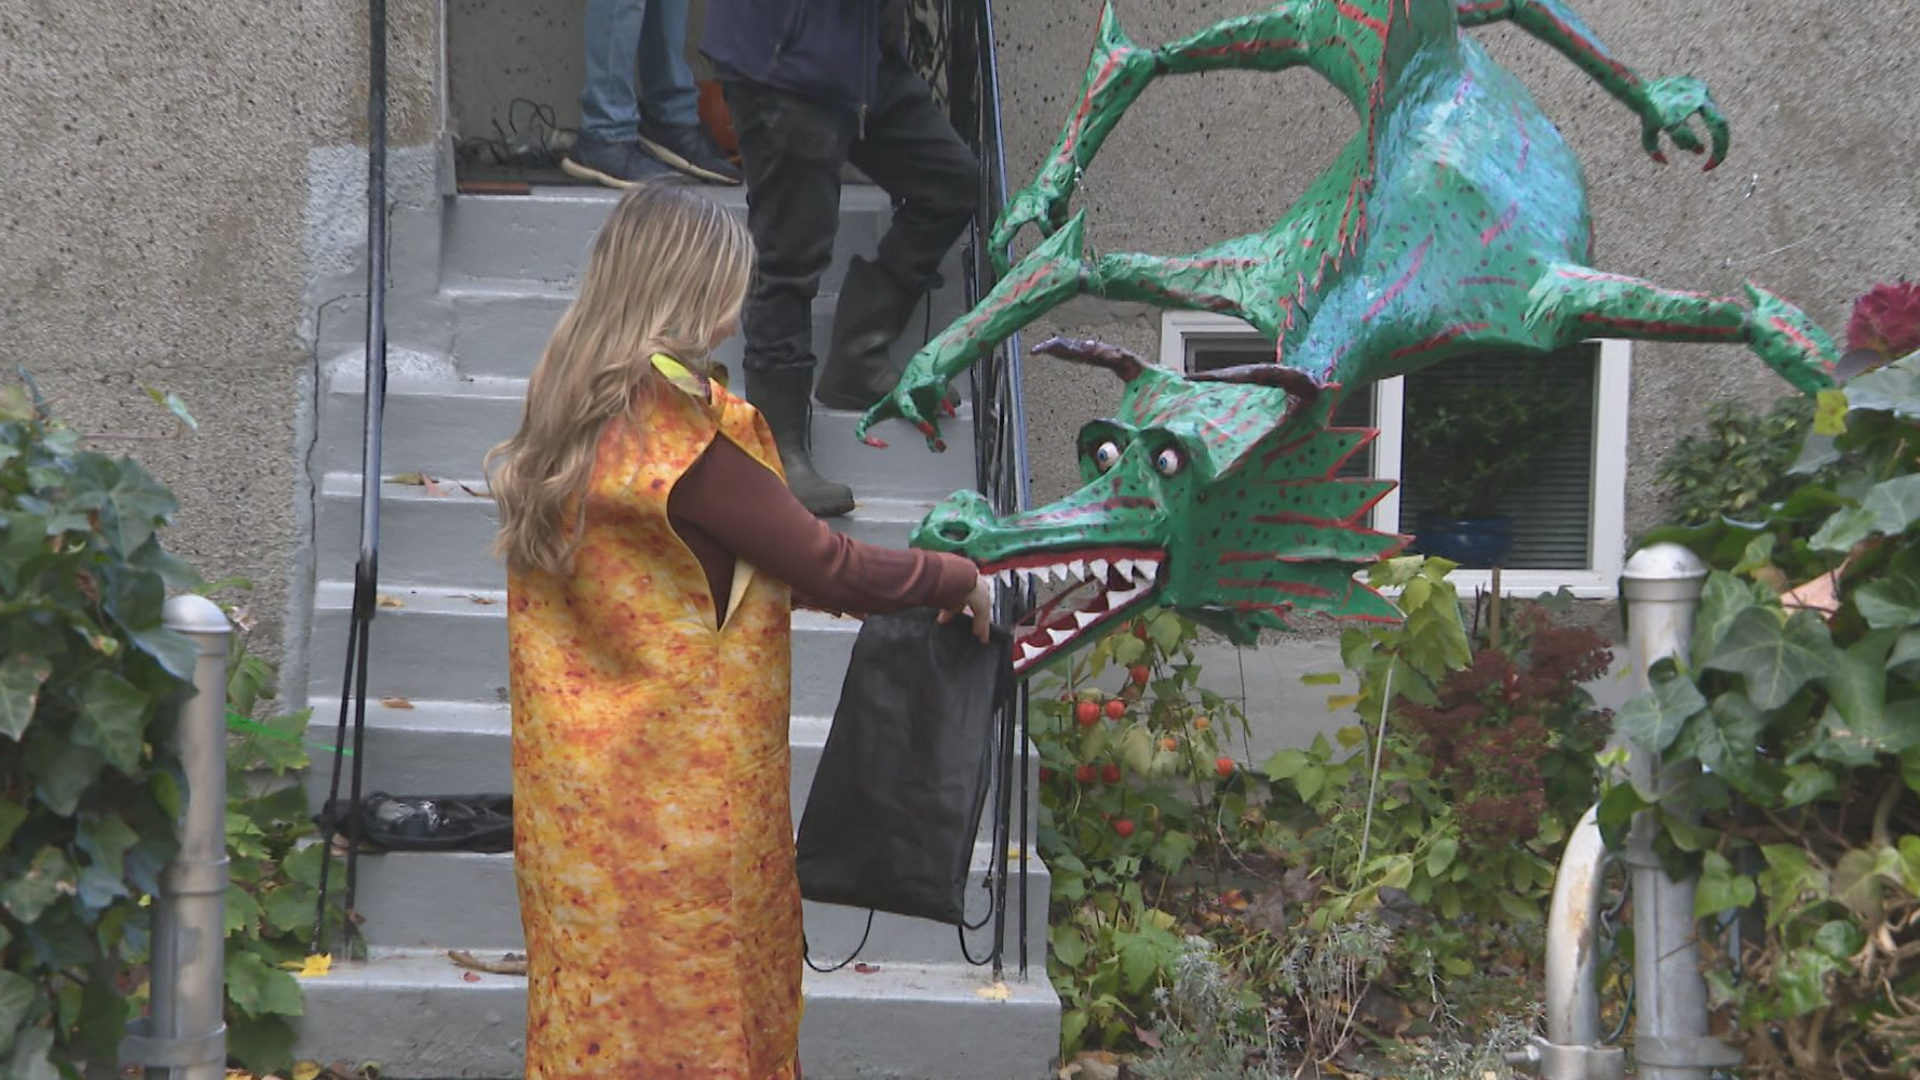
[291,184,1060,1079]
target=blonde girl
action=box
[489,182,988,1080]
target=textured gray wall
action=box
[995,0,1920,513]
[0,0,442,659]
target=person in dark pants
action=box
[704,0,978,517]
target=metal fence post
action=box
[121,595,231,1080]
[1618,544,1740,1079]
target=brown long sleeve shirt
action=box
[667,435,978,622]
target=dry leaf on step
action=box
[290,1062,323,1080]
[376,593,405,608]
[390,472,429,486]
[380,697,415,710]
[853,962,880,974]
[975,981,1011,1001]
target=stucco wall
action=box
[995,0,1920,514]
[0,0,442,662]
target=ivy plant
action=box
[1618,346,1920,1080]
[0,384,201,1078]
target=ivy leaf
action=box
[23,732,104,816]
[0,802,25,850]
[1758,845,1830,930]
[75,671,149,775]
[1832,848,1886,922]
[1692,571,1763,669]
[0,511,48,594]
[130,624,198,683]
[1844,352,1920,420]
[4,1026,59,1080]
[1812,389,1850,436]
[143,387,198,432]
[225,950,305,1019]
[1812,919,1867,961]
[1694,851,1756,917]
[1426,836,1459,878]
[1810,506,1879,554]
[1814,635,1914,765]
[1855,571,1920,630]
[0,654,52,741]
[98,458,178,556]
[1618,671,1706,753]
[1772,947,1840,1017]
[1262,749,1309,780]
[1704,608,1835,710]
[1596,782,1653,850]
[1782,762,1839,807]
[0,969,37,1056]
[1861,474,1920,536]
[0,849,75,925]
[1674,694,1765,788]
[225,1014,298,1077]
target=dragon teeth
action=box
[1089,558,1109,579]
[1074,611,1101,629]
[1047,627,1075,645]
[1068,559,1087,580]
[1017,642,1047,664]
[1116,559,1138,580]
[1139,561,1159,581]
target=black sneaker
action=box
[561,133,681,189]
[638,118,743,185]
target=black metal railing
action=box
[945,0,1035,979]
[314,0,389,953]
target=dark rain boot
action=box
[814,256,926,411]
[747,367,856,518]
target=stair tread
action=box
[310,581,866,634]
[324,367,977,423]
[455,183,894,214]
[318,471,940,523]
[308,948,1055,1002]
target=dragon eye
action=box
[1092,440,1123,472]
[1152,447,1185,477]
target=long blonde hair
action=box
[486,182,755,576]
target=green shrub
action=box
[1656,394,1818,526]
[1625,346,1920,1080]
[0,385,202,1076]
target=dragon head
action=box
[914,338,1408,676]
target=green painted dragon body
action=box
[859,0,1838,675]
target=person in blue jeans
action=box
[564,0,741,187]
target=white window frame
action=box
[1158,311,1631,599]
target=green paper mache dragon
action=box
[858,0,1839,676]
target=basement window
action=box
[1158,312,1631,599]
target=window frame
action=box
[1158,311,1632,599]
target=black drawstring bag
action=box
[795,608,1012,926]
[315,793,514,853]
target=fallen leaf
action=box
[459,481,492,498]
[462,971,482,982]
[376,593,405,608]
[280,954,332,978]
[466,594,497,605]
[292,1062,323,1080]
[391,472,430,486]
[975,981,1011,1001]
[449,949,529,975]
[379,697,414,710]
[853,962,880,974]
[1135,1026,1163,1049]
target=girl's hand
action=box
[937,576,994,644]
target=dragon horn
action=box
[1189,363,1324,405]
[1031,336,1146,382]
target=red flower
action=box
[1847,282,1920,362]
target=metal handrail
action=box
[944,0,1033,979]
[313,0,389,953]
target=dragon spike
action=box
[1032,336,1147,382]
[1190,364,1329,406]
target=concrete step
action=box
[308,582,863,716]
[441,185,892,288]
[446,279,969,382]
[342,844,1049,963]
[301,702,1042,849]
[317,372,978,500]
[314,472,936,590]
[292,950,1060,1080]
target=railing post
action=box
[1514,805,1624,1079]
[1618,544,1739,1079]
[122,595,231,1080]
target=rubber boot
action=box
[747,367,856,518]
[814,256,926,411]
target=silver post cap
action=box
[162,594,233,637]
[1621,543,1709,603]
